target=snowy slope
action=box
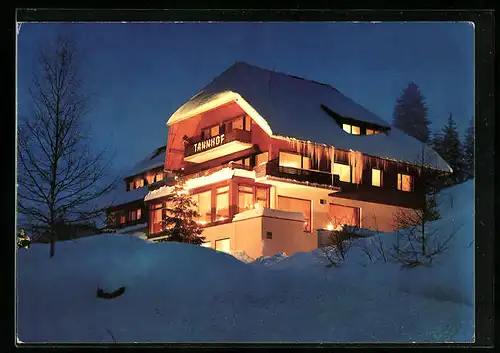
[17,181,474,343]
[168,62,450,172]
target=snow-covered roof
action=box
[108,187,149,209]
[167,62,451,172]
[125,146,166,179]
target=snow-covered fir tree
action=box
[463,118,474,180]
[157,173,205,245]
[436,113,465,185]
[392,82,431,143]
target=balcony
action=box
[184,129,253,164]
[256,158,340,189]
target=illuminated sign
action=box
[193,134,226,153]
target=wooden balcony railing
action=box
[184,129,252,158]
[258,159,340,188]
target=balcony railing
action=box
[184,129,252,158]
[257,159,340,188]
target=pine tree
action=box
[438,113,464,185]
[157,173,205,245]
[463,118,474,180]
[392,82,431,143]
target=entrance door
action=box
[328,204,360,228]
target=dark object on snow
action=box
[96,286,126,299]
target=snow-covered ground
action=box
[16,180,474,343]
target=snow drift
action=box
[16,180,474,343]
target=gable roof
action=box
[167,62,451,172]
[125,145,166,179]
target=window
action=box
[202,125,220,139]
[146,174,155,185]
[266,231,272,239]
[366,129,374,135]
[329,204,360,228]
[215,238,231,253]
[137,208,142,219]
[334,163,351,183]
[279,151,311,169]
[245,116,251,131]
[277,196,311,232]
[128,181,134,190]
[372,168,382,187]
[397,173,413,192]
[256,152,268,166]
[129,209,137,221]
[343,124,360,135]
[193,190,212,223]
[201,241,211,248]
[216,186,229,220]
[135,178,144,189]
[232,116,244,131]
[151,203,164,233]
[234,157,252,167]
[256,187,268,208]
[120,215,126,224]
[238,185,254,213]
[154,172,163,183]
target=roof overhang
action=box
[166,91,273,136]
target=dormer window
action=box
[342,124,360,135]
[366,129,381,135]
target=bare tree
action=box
[319,214,360,268]
[17,31,115,257]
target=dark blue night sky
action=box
[17,22,474,173]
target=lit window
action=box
[302,156,311,169]
[244,116,251,131]
[129,210,137,221]
[351,126,360,135]
[343,124,351,133]
[329,204,360,228]
[256,152,268,166]
[216,186,229,219]
[366,129,374,135]
[120,215,126,224]
[201,241,211,248]
[256,187,268,208]
[193,190,212,222]
[232,117,244,131]
[334,163,351,183]
[154,172,163,183]
[150,203,164,233]
[129,181,134,190]
[279,152,302,168]
[135,179,144,189]
[277,196,311,232]
[215,238,231,254]
[137,208,142,219]
[146,174,154,185]
[243,157,251,166]
[211,125,220,137]
[397,173,412,192]
[372,168,382,187]
[238,185,254,213]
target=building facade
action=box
[108,62,451,259]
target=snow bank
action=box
[17,181,474,343]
